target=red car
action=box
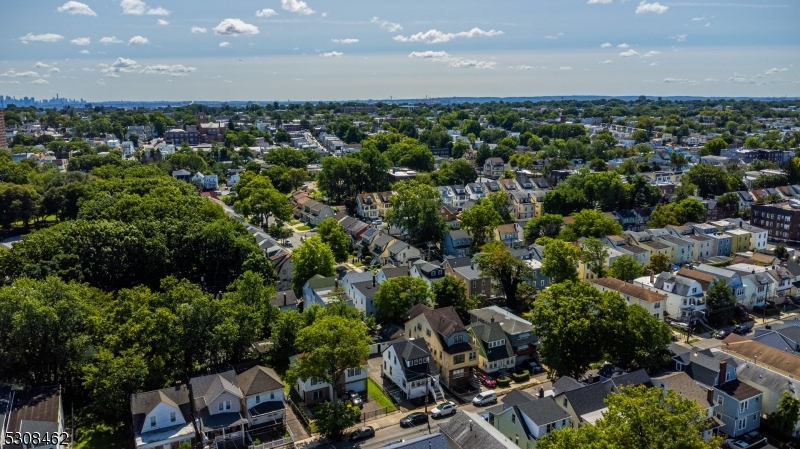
[478,372,496,387]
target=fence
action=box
[360,405,396,423]
[250,437,293,449]
[286,397,313,433]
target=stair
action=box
[431,384,445,403]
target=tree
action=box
[431,275,477,322]
[683,164,737,198]
[717,192,740,218]
[559,209,623,241]
[474,241,534,311]
[268,310,304,365]
[313,401,362,440]
[608,305,672,372]
[589,158,608,172]
[537,237,581,284]
[524,214,564,243]
[233,172,293,225]
[580,238,610,279]
[530,281,627,379]
[317,218,350,263]
[703,137,728,156]
[646,253,671,275]
[386,180,446,245]
[373,276,430,323]
[669,151,688,171]
[459,199,503,253]
[540,386,722,449]
[0,183,41,228]
[451,139,471,158]
[608,255,644,282]
[435,159,478,185]
[774,242,790,261]
[317,156,367,204]
[487,190,514,223]
[784,157,800,185]
[291,236,336,294]
[288,315,371,441]
[765,393,800,440]
[706,278,736,327]
[632,129,649,144]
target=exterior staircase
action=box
[430,384,445,403]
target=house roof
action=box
[654,273,701,296]
[496,223,518,235]
[470,322,514,361]
[447,229,471,241]
[610,369,653,389]
[589,277,667,303]
[380,433,450,449]
[516,396,571,426]
[676,268,716,291]
[381,266,410,279]
[717,379,762,401]
[407,304,466,339]
[731,354,800,401]
[562,381,613,419]
[351,279,378,299]
[189,370,242,409]
[439,411,518,449]
[6,386,62,443]
[236,366,284,397]
[653,372,713,407]
[386,337,438,382]
[552,376,584,395]
[501,389,535,407]
[692,265,739,283]
[130,385,192,434]
[673,348,733,387]
[469,306,534,339]
[722,333,800,378]
[445,256,472,269]
[306,274,336,290]
[273,290,299,308]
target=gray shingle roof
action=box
[236,366,283,397]
[654,371,714,407]
[502,389,535,407]
[439,410,518,449]
[470,322,513,361]
[562,381,613,418]
[387,337,438,382]
[516,396,571,426]
[189,370,242,408]
[130,385,192,434]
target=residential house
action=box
[495,223,524,249]
[499,178,519,193]
[4,386,66,449]
[302,275,341,308]
[656,235,694,265]
[410,260,446,286]
[440,411,519,448]
[356,193,379,220]
[291,191,335,225]
[525,258,551,290]
[172,169,191,181]
[468,321,517,374]
[439,203,460,225]
[725,228,752,254]
[130,385,195,449]
[484,157,506,179]
[236,366,285,426]
[192,172,219,190]
[652,372,720,442]
[725,218,768,251]
[404,304,479,388]
[443,256,493,300]
[684,234,714,261]
[450,185,469,208]
[375,265,410,285]
[589,277,667,319]
[290,356,368,405]
[625,231,672,261]
[375,191,393,217]
[552,378,613,428]
[436,186,455,207]
[489,396,571,449]
[578,242,622,281]
[603,235,650,266]
[381,337,443,401]
[634,272,706,322]
[343,271,378,317]
[731,354,800,437]
[469,306,538,366]
[443,229,472,258]
[689,223,733,257]
[466,182,486,200]
[272,290,299,311]
[484,179,502,194]
[188,370,248,445]
[693,264,745,302]
[507,191,534,220]
[613,210,638,231]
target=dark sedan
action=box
[400,413,429,428]
[349,426,375,441]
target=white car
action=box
[724,440,749,449]
[430,401,457,418]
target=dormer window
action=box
[150,416,156,427]
[170,411,176,422]
[256,395,261,403]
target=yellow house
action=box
[724,228,752,254]
[404,304,479,389]
[633,239,672,262]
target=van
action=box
[472,390,497,406]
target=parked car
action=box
[528,361,544,374]
[284,240,293,247]
[347,390,363,407]
[734,321,755,335]
[715,330,730,340]
[375,218,383,225]
[724,439,749,449]
[349,426,375,441]
[400,413,429,428]
[430,401,457,418]
[472,390,497,406]
[478,372,496,388]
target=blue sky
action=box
[1,0,798,101]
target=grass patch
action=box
[688,338,700,344]
[352,260,363,267]
[367,378,397,412]
[296,225,311,231]
[290,220,301,225]
[73,421,127,449]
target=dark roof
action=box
[6,386,62,447]
[407,304,465,338]
[717,379,762,401]
[501,389,535,407]
[777,326,800,344]
[351,279,378,298]
[611,369,653,389]
[189,370,241,410]
[445,256,473,269]
[552,376,584,395]
[272,290,298,307]
[236,366,283,397]
[387,337,438,382]
[470,322,514,361]
[654,372,713,407]
[381,266,410,279]
[439,410,518,449]
[562,381,613,419]
[516,396,571,426]
[673,349,728,387]
[130,385,192,434]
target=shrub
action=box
[496,376,511,387]
[512,371,530,383]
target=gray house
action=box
[443,229,472,258]
[188,370,248,445]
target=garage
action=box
[345,379,366,393]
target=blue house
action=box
[443,229,472,258]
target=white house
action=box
[130,385,195,449]
[192,172,219,190]
[381,337,443,401]
[290,356,368,405]
[188,370,248,443]
[236,365,285,426]
[634,272,706,322]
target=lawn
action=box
[367,378,397,412]
[290,220,301,225]
[73,421,127,449]
[296,225,311,231]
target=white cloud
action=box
[393,27,503,44]
[670,34,687,42]
[517,65,532,70]
[281,0,314,15]
[0,70,41,78]
[371,17,402,32]
[99,36,123,44]
[5,81,20,84]
[106,73,120,78]
[157,19,169,25]
[20,33,64,43]
[146,7,169,15]
[96,79,105,85]
[49,68,60,73]
[559,67,572,70]
[219,42,230,47]
[213,18,259,35]
[256,8,278,17]
[321,12,327,17]
[321,51,343,57]
[692,17,704,21]
[664,78,688,83]
[642,50,660,57]
[30,79,49,85]
[449,59,496,69]
[191,26,207,34]
[600,42,612,48]
[765,67,788,75]
[101,57,140,74]
[140,64,197,76]
[588,0,612,3]
[57,1,97,16]
[71,37,91,45]
[705,22,710,27]
[34,62,50,68]
[728,73,754,84]
[408,51,452,61]
[331,38,359,44]
[599,60,612,64]
[636,1,668,14]
[545,35,558,40]
[97,63,108,67]
[705,78,718,82]
[80,49,90,54]
[650,61,659,66]
[82,67,94,71]
[129,36,149,45]
[619,49,639,57]
[617,43,629,48]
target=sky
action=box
[1,0,799,101]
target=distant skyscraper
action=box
[0,110,8,150]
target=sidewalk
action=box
[293,412,402,448]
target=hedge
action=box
[512,371,530,383]
[496,376,512,388]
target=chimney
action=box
[283,292,287,306]
[587,373,593,384]
[706,387,714,404]
[372,275,376,287]
[718,360,728,386]
[539,387,545,398]
[649,269,655,284]
[490,316,495,323]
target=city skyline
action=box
[1,0,799,101]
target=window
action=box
[452,368,465,379]
[561,419,566,427]
[511,414,516,423]
[348,367,363,377]
[312,390,325,401]
[717,396,723,406]
[219,402,224,411]
[654,302,660,309]
[541,280,545,287]
[454,354,465,364]
[150,416,156,427]
[256,395,261,404]
[563,398,568,407]
[170,411,176,422]
[469,352,476,361]
[738,417,747,431]
[455,335,464,344]
[546,423,554,433]
[426,329,431,337]
[270,391,275,400]
[226,400,231,410]
[741,400,748,412]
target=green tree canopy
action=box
[431,275,478,322]
[537,237,581,284]
[524,214,564,243]
[374,276,430,323]
[386,180,447,245]
[475,241,534,311]
[559,209,623,241]
[706,278,736,327]
[317,218,351,263]
[581,238,610,279]
[459,198,503,253]
[608,254,644,282]
[291,236,336,294]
